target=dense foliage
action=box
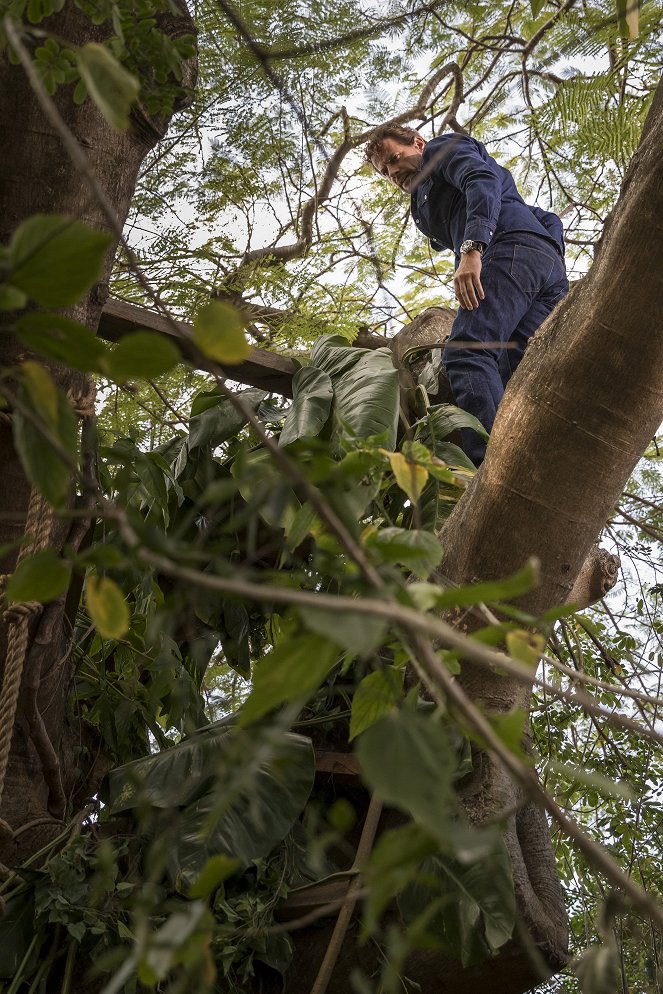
[0,1,662,993]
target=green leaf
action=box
[433,841,515,964]
[310,335,400,448]
[350,668,403,740]
[85,575,130,639]
[107,726,314,889]
[415,403,489,441]
[13,363,78,508]
[193,301,250,364]
[9,214,113,307]
[529,0,546,16]
[103,331,180,382]
[279,366,334,446]
[0,284,27,310]
[364,526,442,578]
[17,312,107,372]
[486,708,527,757]
[75,43,140,130]
[5,549,71,604]
[408,560,539,611]
[301,606,388,658]
[575,943,620,994]
[238,633,340,726]
[363,822,439,932]
[356,710,455,846]
[187,854,240,898]
[0,890,39,979]
[188,388,266,450]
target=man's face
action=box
[370,135,426,193]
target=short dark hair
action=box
[364,124,421,165]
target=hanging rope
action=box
[0,378,94,851]
[0,488,55,844]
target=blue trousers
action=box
[443,232,569,465]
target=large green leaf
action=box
[107,727,315,890]
[300,605,388,658]
[396,827,515,965]
[309,335,400,448]
[356,710,456,846]
[188,388,266,450]
[433,840,515,964]
[9,214,113,307]
[279,366,333,446]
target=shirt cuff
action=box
[464,220,495,246]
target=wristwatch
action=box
[460,239,485,255]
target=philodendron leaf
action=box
[193,301,250,364]
[75,43,140,130]
[309,335,400,448]
[238,633,340,726]
[107,726,315,890]
[5,549,71,604]
[9,214,113,307]
[279,366,333,446]
[85,575,130,639]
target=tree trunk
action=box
[431,69,663,985]
[0,4,196,863]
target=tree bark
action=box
[0,3,196,863]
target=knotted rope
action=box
[0,489,55,845]
[0,379,94,851]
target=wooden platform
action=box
[99,298,297,398]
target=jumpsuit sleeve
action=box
[431,135,502,247]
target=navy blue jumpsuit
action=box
[410,134,568,465]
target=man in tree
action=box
[366,124,568,465]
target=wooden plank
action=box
[98,298,296,398]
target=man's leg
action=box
[443,236,567,465]
[443,241,532,465]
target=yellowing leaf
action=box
[383,450,428,503]
[506,630,545,668]
[85,575,130,639]
[22,361,58,423]
[193,301,250,364]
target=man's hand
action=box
[454,251,485,310]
